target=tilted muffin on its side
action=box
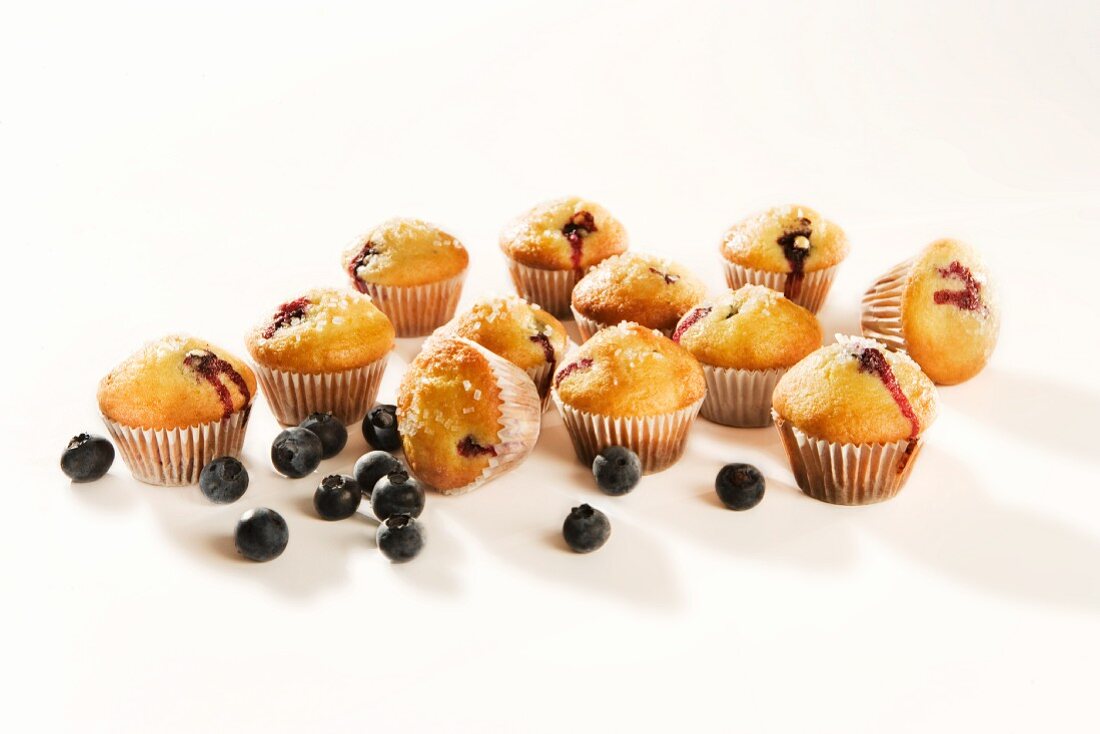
[861,238,999,385]
[245,287,394,426]
[570,252,707,342]
[499,196,628,317]
[720,204,849,313]
[673,285,821,427]
[552,322,706,474]
[342,217,469,337]
[397,337,541,494]
[98,335,257,486]
[771,335,939,505]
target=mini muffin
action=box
[672,285,821,427]
[499,196,628,317]
[342,217,469,337]
[396,337,541,494]
[861,238,999,385]
[720,204,849,313]
[435,295,567,411]
[771,335,939,505]
[570,252,707,341]
[245,287,395,426]
[552,322,706,473]
[98,335,257,486]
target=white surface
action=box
[3,2,1100,732]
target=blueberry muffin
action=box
[570,252,707,341]
[673,285,821,427]
[861,238,999,385]
[97,335,257,485]
[343,217,468,336]
[552,322,706,473]
[499,197,628,316]
[720,204,849,313]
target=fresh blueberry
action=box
[234,508,289,562]
[376,514,424,563]
[199,456,249,504]
[715,463,766,511]
[592,446,641,496]
[370,471,425,521]
[362,404,401,452]
[562,504,610,553]
[299,412,348,459]
[60,433,114,482]
[353,450,404,500]
[313,474,362,520]
[271,427,323,478]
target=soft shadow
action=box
[385,514,463,597]
[67,472,138,513]
[535,421,594,487]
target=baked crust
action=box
[343,217,468,288]
[499,196,628,271]
[571,253,707,333]
[720,204,849,273]
[437,295,567,372]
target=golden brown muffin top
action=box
[553,322,705,417]
[98,335,257,430]
[570,252,708,333]
[343,217,469,288]
[436,295,567,372]
[499,196,628,271]
[673,285,822,370]
[772,336,938,445]
[720,204,849,273]
[245,287,395,374]
[900,238,1000,385]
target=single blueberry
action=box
[271,427,323,478]
[353,451,404,500]
[592,446,641,496]
[376,514,424,563]
[199,456,249,504]
[370,471,425,521]
[60,433,114,482]
[362,404,401,452]
[313,474,362,520]
[562,504,610,553]
[299,412,348,459]
[715,463,766,511]
[234,508,289,562]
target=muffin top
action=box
[343,217,469,288]
[900,238,1000,385]
[499,196,628,271]
[98,335,257,430]
[553,322,705,417]
[437,295,567,372]
[571,253,708,333]
[396,338,507,491]
[672,285,822,370]
[720,204,849,273]
[772,336,938,445]
[245,287,394,373]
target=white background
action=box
[3,1,1099,732]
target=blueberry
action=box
[353,450,404,500]
[362,404,401,452]
[299,412,348,459]
[271,427,323,478]
[562,504,610,553]
[592,446,641,496]
[60,433,114,482]
[313,474,362,520]
[715,463,765,511]
[370,471,425,521]
[376,514,424,563]
[234,508,289,562]
[199,456,249,504]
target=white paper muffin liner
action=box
[103,407,252,486]
[859,257,914,353]
[525,360,556,413]
[772,412,924,505]
[552,391,704,474]
[358,271,466,337]
[699,364,786,427]
[252,353,389,426]
[722,260,839,314]
[570,307,675,343]
[505,257,580,318]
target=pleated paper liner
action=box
[699,364,786,427]
[525,360,555,413]
[504,257,581,318]
[570,308,675,344]
[772,412,924,505]
[552,392,704,474]
[722,260,839,314]
[358,271,466,337]
[859,257,914,353]
[103,406,252,486]
[253,353,389,426]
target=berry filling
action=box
[183,350,251,419]
[562,211,597,270]
[648,267,680,285]
[776,217,813,299]
[855,348,920,441]
[933,260,984,313]
[672,306,712,343]
[261,297,311,339]
[554,358,593,388]
[347,241,379,293]
[457,435,497,458]
[529,332,556,363]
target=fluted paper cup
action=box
[505,257,580,318]
[358,271,466,337]
[699,364,786,427]
[772,412,924,505]
[253,353,389,426]
[859,257,914,353]
[103,407,252,486]
[525,360,556,413]
[570,307,675,343]
[722,260,838,314]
